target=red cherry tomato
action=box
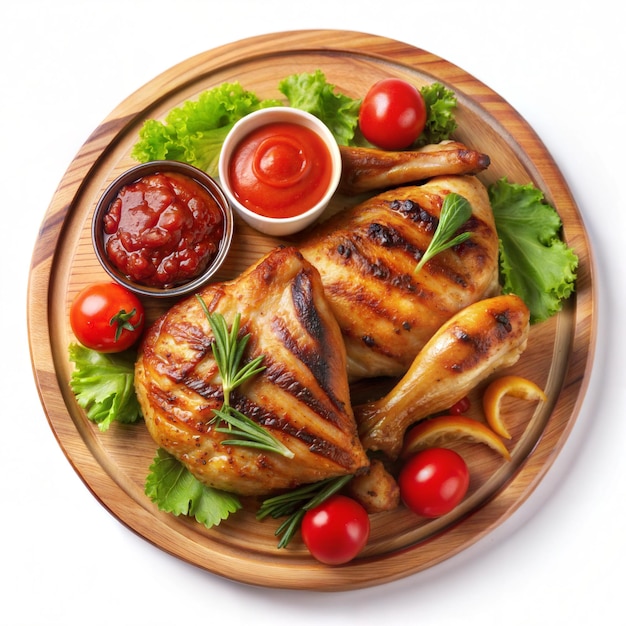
[70,282,145,353]
[359,78,427,150]
[398,448,470,518]
[449,396,471,415]
[301,495,370,565]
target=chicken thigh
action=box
[299,175,500,379]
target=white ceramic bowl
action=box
[218,107,342,236]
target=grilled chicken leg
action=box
[355,294,530,459]
[135,246,369,496]
[299,175,500,379]
[339,141,490,194]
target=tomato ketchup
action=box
[228,121,332,219]
[102,171,224,288]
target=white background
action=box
[4,1,624,624]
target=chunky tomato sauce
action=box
[103,172,224,287]
[228,121,332,219]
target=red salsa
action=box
[103,171,224,288]
[229,121,333,219]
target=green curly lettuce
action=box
[68,343,142,432]
[131,82,282,177]
[145,448,241,528]
[417,82,458,146]
[278,69,361,146]
[489,178,578,324]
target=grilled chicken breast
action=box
[135,246,369,496]
[299,175,500,379]
[339,141,491,194]
[355,294,530,459]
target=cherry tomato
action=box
[398,448,470,518]
[301,495,370,565]
[359,78,427,150]
[70,282,145,353]
[449,396,471,415]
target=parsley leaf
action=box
[489,177,578,323]
[414,192,473,274]
[145,448,241,528]
[68,343,142,432]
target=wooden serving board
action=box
[27,30,595,590]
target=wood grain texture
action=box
[27,30,595,590]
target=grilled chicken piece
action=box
[345,458,400,513]
[135,246,369,496]
[339,141,490,194]
[355,294,530,459]
[299,175,500,380]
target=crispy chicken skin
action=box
[135,246,369,496]
[299,175,500,379]
[339,141,491,194]
[355,294,530,459]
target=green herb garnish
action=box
[196,296,294,459]
[414,192,473,274]
[68,343,142,432]
[257,475,354,548]
[489,177,578,323]
[278,69,361,146]
[131,82,282,177]
[145,448,241,528]
[417,82,458,146]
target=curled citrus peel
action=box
[482,375,547,440]
[400,415,511,462]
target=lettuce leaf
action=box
[278,70,361,146]
[418,82,458,146]
[68,343,142,432]
[489,178,578,324]
[131,82,281,177]
[145,448,241,528]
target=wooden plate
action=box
[27,30,595,590]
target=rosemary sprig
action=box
[257,474,354,548]
[414,192,473,274]
[212,406,293,457]
[196,295,294,459]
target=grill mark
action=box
[326,202,496,355]
[389,197,439,229]
[334,232,421,294]
[366,223,421,269]
[170,320,213,353]
[235,395,357,469]
[386,199,490,283]
[270,316,345,419]
[448,308,516,372]
[148,314,215,382]
[291,270,327,353]
[327,230,429,352]
[183,375,222,400]
[149,383,216,433]
[151,355,356,469]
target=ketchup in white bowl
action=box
[228,121,333,219]
[218,107,341,236]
